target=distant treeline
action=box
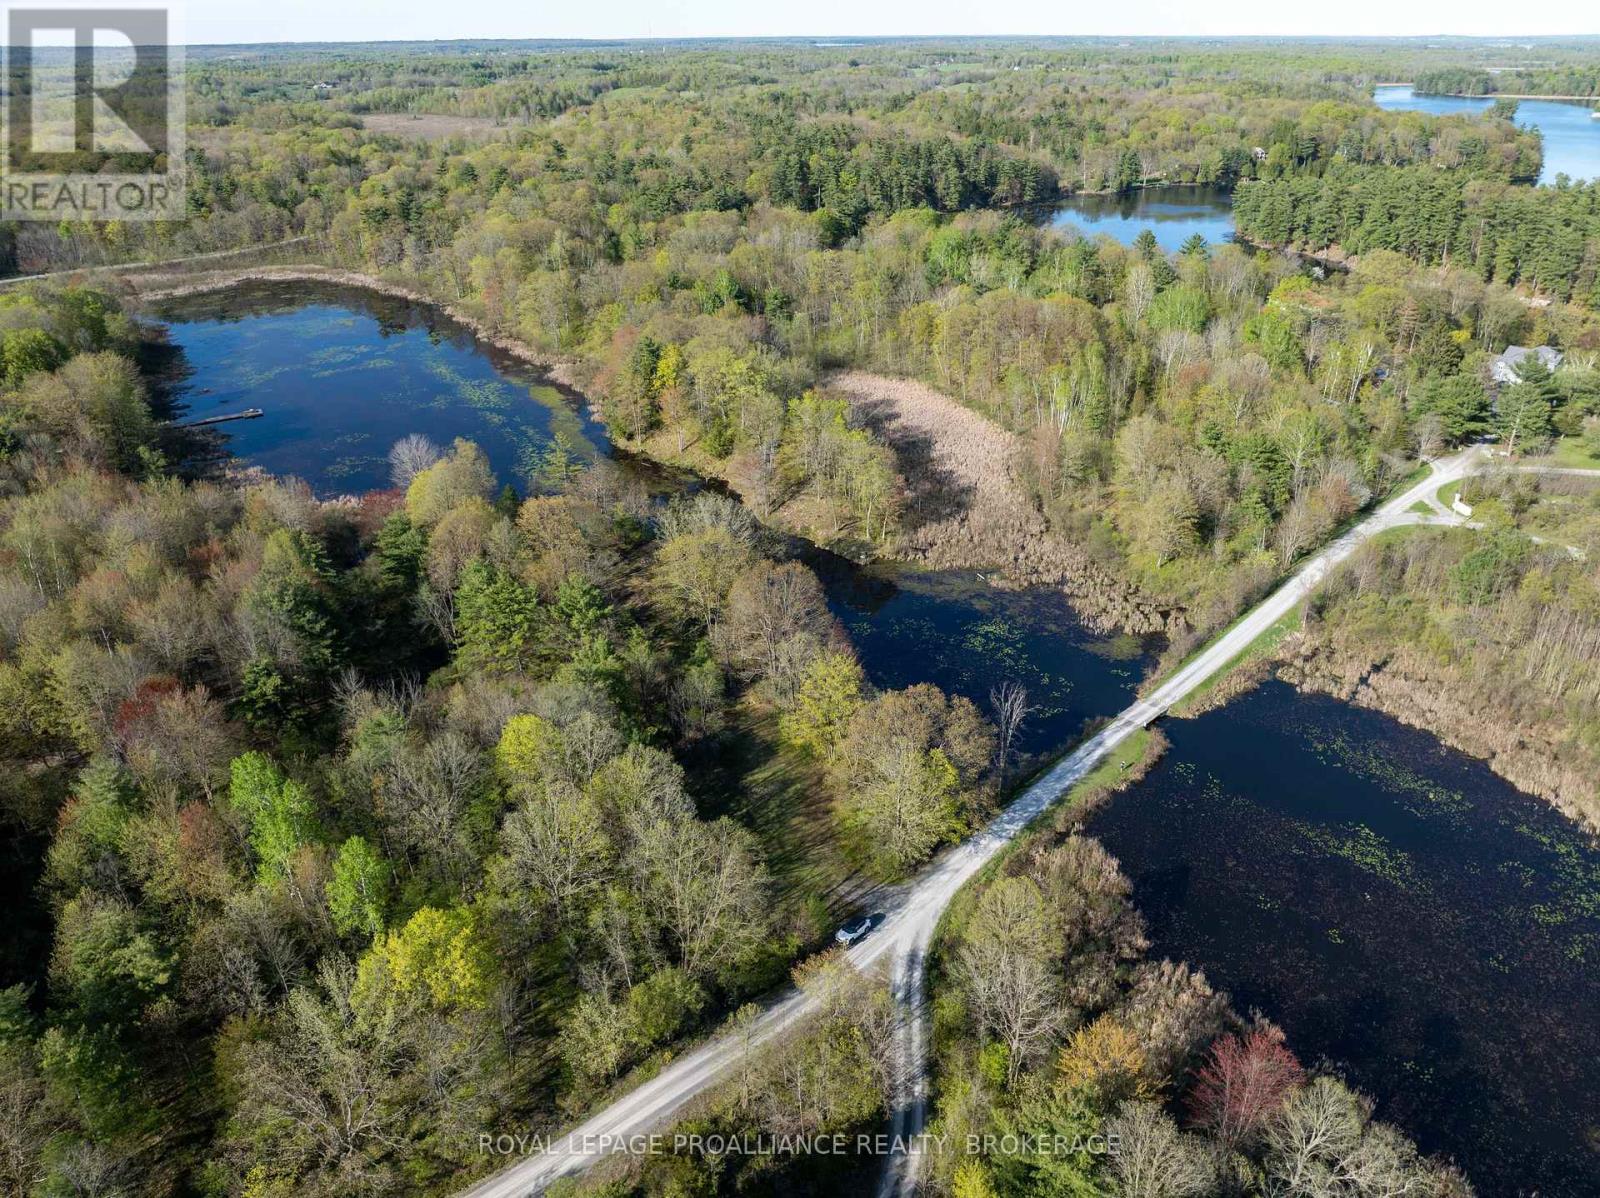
[1235,166,1600,303]
[1414,67,1600,100]
[762,122,1058,225]
[1413,69,1497,97]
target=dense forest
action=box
[5,38,1561,274]
[0,281,1009,1195]
[1414,66,1600,99]
[5,34,1600,1198]
[615,751,1471,1198]
[1234,167,1600,301]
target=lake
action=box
[1091,681,1600,1196]
[1375,85,1600,185]
[152,281,608,497]
[150,284,1600,1195]
[1039,185,1236,252]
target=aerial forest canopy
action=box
[0,281,992,1194]
[9,37,1568,273]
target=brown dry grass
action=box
[826,370,1183,635]
[826,369,1043,562]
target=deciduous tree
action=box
[1105,1101,1217,1198]
[954,876,1064,1087]
[1185,1023,1305,1148]
[326,837,390,940]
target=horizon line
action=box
[138,32,1600,49]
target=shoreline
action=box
[1432,91,1599,102]
[1018,179,1232,214]
[131,263,589,394]
[133,266,1598,827]
[1384,83,1600,104]
[140,264,1186,637]
[822,368,1186,637]
[1273,633,1600,836]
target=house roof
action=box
[1496,345,1564,369]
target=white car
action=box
[834,913,884,946]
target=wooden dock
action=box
[171,408,264,428]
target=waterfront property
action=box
[1375,85,1600,184]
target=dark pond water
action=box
[808,558,1156,760]
[1041,185,1236,252]
[152,282,608,497]
[1375,85,1600,186]
[1091,680,1600,1197]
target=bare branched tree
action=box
[990,679,1033,784]
[388,433,441,489]
[954,875,1064,1086]
[1106,1101,1217,1198]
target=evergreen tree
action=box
[1412,374,1490,444]
[454,561,543,671]
[1496,359,1559,452]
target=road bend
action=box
[460,448,1484,1198]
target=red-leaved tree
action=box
[1185,1023,1306,1147]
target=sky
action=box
[185,0,1599,46]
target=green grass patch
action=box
[1436,479,1463,509]
[1167,604,1303,717]
[1408,500,1434,516]
[1543,437,1600,470]
[1071,726,1155,798]
[1365,524,1450,552]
